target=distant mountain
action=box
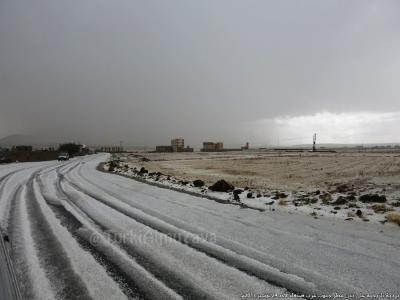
[0,134,57,148]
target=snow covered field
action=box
[109,152,400,225]
[0,154,400,299]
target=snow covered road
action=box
[0,154,399,299]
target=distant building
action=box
[156,138,193,152]
[202,142,214,151]
[156,145,173,152]
[182,145,194,152]
[201,142,224,152]
[98,146,123,153]
[171,138,184,152]
[241,142,249,150]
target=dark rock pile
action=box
[359,194,387,203]
[193,180,205,187]
[138,167,148,175]
[108,161,119,172]
[209,180,234,192]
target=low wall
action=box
[1,151,58,163]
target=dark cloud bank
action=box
[1,0,399,147]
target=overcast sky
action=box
[1,0,399,147]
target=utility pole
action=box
[312,133,317,152]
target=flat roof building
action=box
[201,142,223,152]
[156,138,193,152]
[156,145,173,152]
[171,138,184,152]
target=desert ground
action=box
[116,150,400,193]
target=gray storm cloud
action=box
[0,0,399,147]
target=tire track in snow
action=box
[32,169,132,300]
[38,164,182,300]
[0,169,24,230]
[8,185,55,300]
[24,171,93,300]
[3,163,67,299]
[74,161,361,296]
[35,173,147,300]
[46,203,145,300]
[59,178,216,299]
[60,162,247,299]
[0,163,52,232]
[78,156,364,297]
[62,170,313,299]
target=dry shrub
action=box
[347,212,356,218]
[371,204,388,214]
[278,199,288,206]
[386,212,400,225]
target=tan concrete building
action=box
[171,138,184,152]
[201,142,224,152]
[156,138,193,152]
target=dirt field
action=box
[116,150,400,192]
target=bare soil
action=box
[116,151,400,193]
